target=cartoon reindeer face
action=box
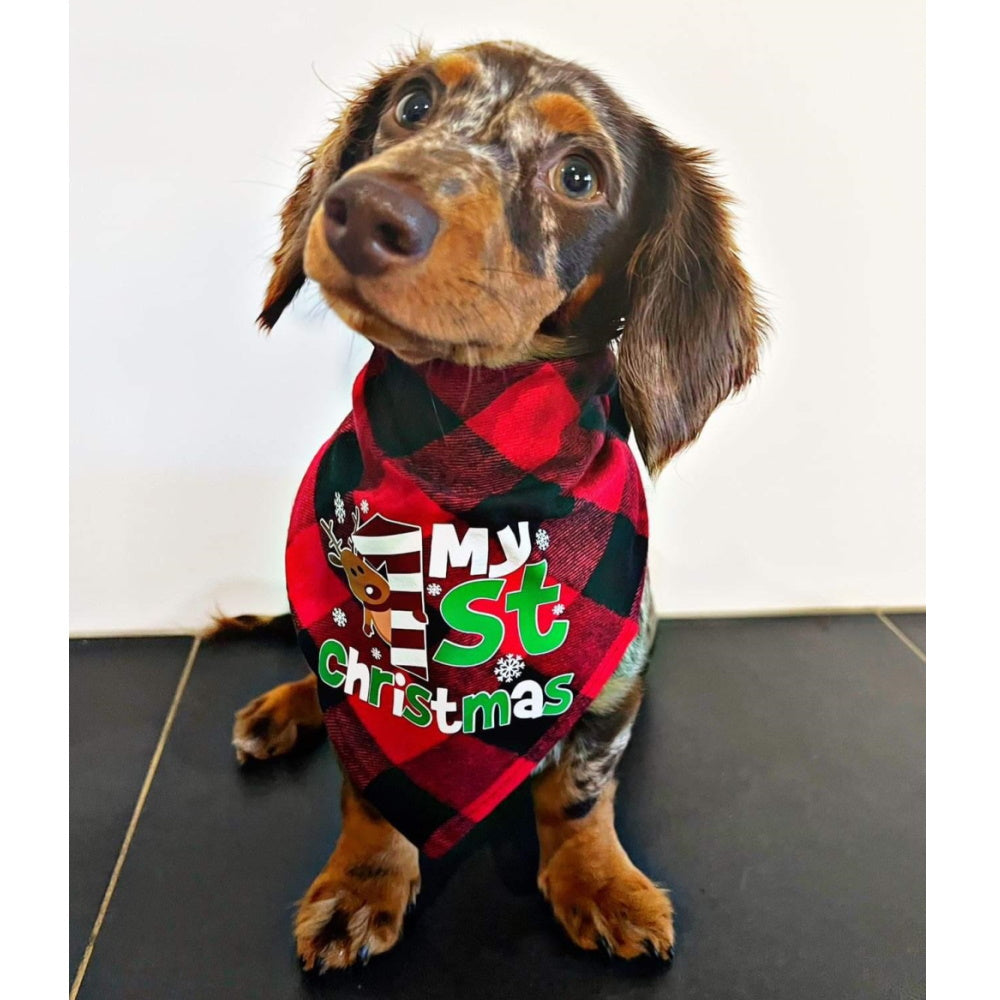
[321,510,392,612]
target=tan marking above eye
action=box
[533,92,600,135]
[434,53,480,88]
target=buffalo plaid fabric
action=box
[286,346,648,857]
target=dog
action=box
[225,40,764,973]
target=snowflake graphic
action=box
[371,647,382,661]
[333,492,346,524]
[494,653,525,683]
[331,608,347,627]
[553,603,565,616]
[359,499,370,514]
[426,582,442,597]
[535,528,550,551]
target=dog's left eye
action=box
[551,154,601,200]
[395,88,434,128]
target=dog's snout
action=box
[322,175,439,277]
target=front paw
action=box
[538,839,675,961]
[232,681,318,763]
[295,856,421,971]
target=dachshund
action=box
[225,39,764,974]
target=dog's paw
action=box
[295,857,421,971]
[232,680,320,763]
[538,841,675,961]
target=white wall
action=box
[69,0,924,633]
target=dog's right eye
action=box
[551,154,602,201]
[395,88,434,128]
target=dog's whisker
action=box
[458,277,519,333]
[477,266,547,280]
[310,62,341,95]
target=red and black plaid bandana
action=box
[286,346,648,856]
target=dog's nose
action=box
[322,175,439,277]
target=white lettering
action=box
[429,686,463,733]
[490,521,531,577]
[511,678,545,718]
[429,523,489,577]
[342,646,370,700]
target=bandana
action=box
[286,346,648,857]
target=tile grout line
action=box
[876,611,926,663]
[69,636,202,1000]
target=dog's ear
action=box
[617,126,765,475]
[258,53,425,329]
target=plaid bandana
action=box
[286,347,648,857]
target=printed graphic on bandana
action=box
[318,497,572,734]
[321,505,430,680]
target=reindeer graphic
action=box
[321,509,392,645]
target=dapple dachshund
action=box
[222,39,764,974]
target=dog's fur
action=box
[226,40,764,972]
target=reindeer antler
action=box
[351,507,362,533]
[320,518,346,567]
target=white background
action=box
[70,0,924,633]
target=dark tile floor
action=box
[70,614,925,1000]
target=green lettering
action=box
[434,578,505,667]
[402,683,433,727]
[505,560,569,656]
[317,639,347,688]
[542,673,574,716]
[462,689,511,733]
[368,666,395,708]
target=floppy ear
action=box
[258,53,425,329]
[617,127,765,475]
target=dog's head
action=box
[261,41,764,473]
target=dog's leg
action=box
[209,612,323,762]
[532,677,675,961]
[232,674,323,762]
[295,779,420,971]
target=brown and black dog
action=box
[226,40,764,973]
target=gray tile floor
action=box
[70,614,925,999]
